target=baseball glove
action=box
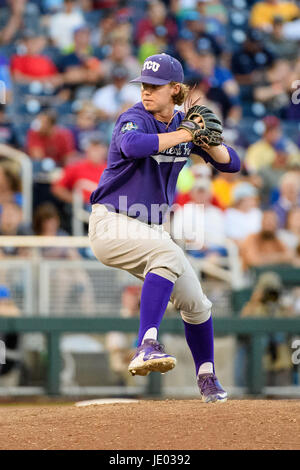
[177,105,223,149]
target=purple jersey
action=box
[90,101,240,224]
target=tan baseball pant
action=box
[88,204,212,324]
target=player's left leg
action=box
[171,261,228,403]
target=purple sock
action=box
[183,317,214,376]
[138,272,174,346]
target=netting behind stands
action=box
[202,280,232,318]
[0,260,34,315]
[0,259,232,317]
[39,260,143,317]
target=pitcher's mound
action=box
[0,399,299,450]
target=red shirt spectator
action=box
[11,55,57,80]
[11,31,60,82]
[27,112,75,166]
[52,138,107,204]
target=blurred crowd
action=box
[0,0,299,272]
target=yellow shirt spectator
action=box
[245,140,276,172]
[211,175,239,208]
[244,115,294,172]
[250,0,300,31]
[245,138,299,172]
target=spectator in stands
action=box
[92,65,140,126]
[231,29,274,87]
[175,35,202,80]
[33,202,70,245]
[90,9,118,54]
[172,178,227,259]
[0,158,22,207]
[265,15,298,61]
[224,182,262,246]
[68,101,102,153]
[61,24,103,87]
[0,105,18,147]
[0,201,25,237]
[135,0,178,47]
[240,210,292,270]
[178,11,223,57]
[272,171,300,228]
[192,43,241,122]
[33,202,76,250]
[0,0,26,45]
[51,136,107,206]
[242,272,291,318]
[101,38,140,82]
[10,30,62,86]
[244,116,298,173]
[79,0,100,26]
[211,171,241,209]
[238,272,293,386]
[278,207,300,255]
[253,59,294,115]
[195,0,228,24]
[0,201,31,257]
[258,140,296,206]
[175,163,214,207]
[195,0,227,41]
[250,0,300,32]
[48,0,85,51]
[26,110,76,166]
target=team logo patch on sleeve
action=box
[121,122,138,133]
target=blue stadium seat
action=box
[282,121,300,144]
[13,121,32,148]
[0,44,17,59]
[238,117,262,144]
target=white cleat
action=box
[128,339,176,377]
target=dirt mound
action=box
[0,399,299,450]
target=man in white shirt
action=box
[92,65,141,122]
[48,0,84,51]
[224,182,262,246]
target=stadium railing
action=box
[187,238,244,287]
[0,316,300,397]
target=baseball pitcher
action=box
[89,54,240,403]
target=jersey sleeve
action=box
[191,144,240,173]
[115,114,159,160]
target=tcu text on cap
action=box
[143,60,161,73]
